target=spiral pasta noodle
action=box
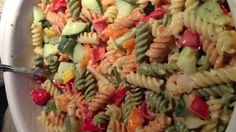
[103,5,118,23]
[135,23,152,63]
[136,0,149,8]
[67,0,80,20]
[145,91,173,114]
[79,8,102,23]
[126,72,164,93]
[78,32,100,44]
[138,63,177,77]
[44,55,59,73]
[46,12,66,33]
[170,0,185,15]
[122,87,144,124]
[88,84,116,112]
[183,11,223,42]
[216,30,236,55]
[41,79,60,97]
[38,111,66,132]
[107,119,127,132]
[196,84,234,98]
[106,105,122,121]
[175,121,191,132]
[190,67,236,88]
[33,55,44,68]
[202,39,225,69]
[74,71,86,91]
[84,70,97,102]
[121,54,138,77]
[93,111,110,125]
[111,8,144,30]
[105,39,119,57]
[31,22,43,47]
[184,0,199,12]
[168,12,184,36]
[142,114,172,132]
[146,25,174,63]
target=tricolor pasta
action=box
[30,0,236,131]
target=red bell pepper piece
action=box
[187,94,209,119]
[140,100,155,121]
[64,79,74,93]
[81,118,105,131]
[48,0,67,12]
[92,18,109,42]
[111,87,128,106]
[91,47,106,63]
[33,76,47,84]
[220,4,229,15]
[178,29,201,51]
[135,7,165,25]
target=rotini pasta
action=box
[146,25,174,63]
[126,72,164,93]
[78,32,100,44]
[30,1,236,131]
[190,67,236,88]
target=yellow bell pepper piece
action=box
[63,70,74,84]
[44,28,57,37]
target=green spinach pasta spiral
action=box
[74,71,86,91]
[67,0,81,20]
[93,111,110,125]
[122,86,144,125]
[135,23,152,63]
[44,55,59,73]
[138,63,177,77]
[33,55,44,68]
[195,84,235,98]
[176,121,191,132]
[145,91,173,114]
[84,70,97,102]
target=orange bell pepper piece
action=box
[111,28,130,40]
[123,39,135,55]
[80,44,91,68]
[127,106,144,132]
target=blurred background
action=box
[0,0,17,131]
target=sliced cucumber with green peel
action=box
[195,0,230,26]
[43,44,59,58]
[62,20,88,36]
[82,0,103,13]
[73,43,86,64]
[57,62,76,73]
[116,0,135,17]
[115,28,136,49]
[33,6,44,22]
[58,36,77,57]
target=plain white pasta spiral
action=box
[31,22,43,46]
[170,0,186,15]
[103,5,118,23]
[169,12,184,36]
[78,32,100,44]
[201,119,217,132]
[216,31,236,55]
[41,79,60,97]
[126,72,164,93]
[184,0,199,12]
[183,11,224,42]
[191,67,236,89]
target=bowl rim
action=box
[0,0,25,131]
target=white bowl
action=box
[1,0,236,132]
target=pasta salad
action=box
[30,0,236,131]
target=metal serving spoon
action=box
[0,64,46,77]
[227,0,236,27]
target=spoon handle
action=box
[0,64,45,76]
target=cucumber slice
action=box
[73,43,86,64]
[82,0,103,13]
[57,62,76,73]
[116,0,135,17]
[33,6,44,22]
[43,44,59,58]
[195,0,230,26]
[62,20,88,36]
[44,99,57,113]
[58,36,77,57]
[115,28,136,49]
[124,0,136,5]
